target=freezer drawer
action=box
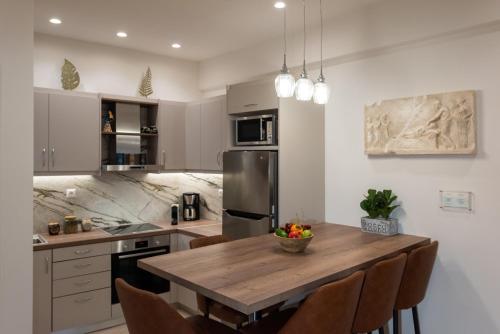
[223,210,272,240]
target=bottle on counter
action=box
[81,218,93,232]
[63,215,81,234]
[48,220,61,235]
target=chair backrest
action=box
[115,278,195,334]
[279,271,365,334]
[352,253,408,333]
[395,241,439,310]
[190,234,230,250]
[189,235,231,315]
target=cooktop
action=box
[101,223,162,236]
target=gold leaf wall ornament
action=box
[61,58,80,90]
[138,67,154,98]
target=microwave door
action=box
[236,118,262,145]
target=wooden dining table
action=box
[138,223,430,315]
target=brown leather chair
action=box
[352,253,407,334]
[190,235,283,328]
[115,278,237,334]
[393,241,438,334]
[241,271,366,334]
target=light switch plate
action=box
[440,190,472,211]
[218,189,223,198]
[65,188,77,198]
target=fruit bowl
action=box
[274,223,314,253]
[274,234,314,253]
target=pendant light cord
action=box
[320,0,324,78]
[281,6,287,71]
[302,0,307,75]
[284,8,287,57]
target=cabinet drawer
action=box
[53,255,110,280]
[52,288,111,331]
[53,271,111,298]
[53,242,111,262]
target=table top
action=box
[138,223,430,314]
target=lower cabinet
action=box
[170,233,199,312]
[33,242,112,333]
[33,250,52,334]
[52,288,111,332]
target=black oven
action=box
[110,235,170,304]
[235,114,277,146]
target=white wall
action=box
[198,0,500,332]
[0,0,34,333]
[35,33,200,102]
[324,29,500,334]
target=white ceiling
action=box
[35,0,383,62]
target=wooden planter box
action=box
[361,217,398,236]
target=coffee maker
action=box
[182,193,200,221]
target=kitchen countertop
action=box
[33,220,222,251]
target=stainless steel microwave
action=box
[235,114,277,146]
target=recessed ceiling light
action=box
[171,43,181,49]
[274,1,286,9]
[49,18,62,24]
[116,31,128,38]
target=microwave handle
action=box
[260,119,265,141]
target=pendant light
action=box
[295,0,314,101]
[274,5,296,98]
[313,0,331,104]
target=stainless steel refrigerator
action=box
[222,151,278,240]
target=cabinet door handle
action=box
[243,103,258,108]
[74,280,92,287]
[162,150,166,168]
[42,148,47,167]
[44,257,50,274]
[51,148,55,167]
[217,152,221,168]
[74,249,91,255]
[74,297,92,304]
[74,263,91,269]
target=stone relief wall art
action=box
[364,90,476,155]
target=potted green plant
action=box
[360,189,399,236]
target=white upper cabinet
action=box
[49,94,100,172]
[158,101,186,170]
[34,92,50,172]
[185,97,226,171]
[185,104,202,170]
[201,99,224,171]
[34,90,100,173]
[227,80,278,115]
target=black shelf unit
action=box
[101,99,159,170]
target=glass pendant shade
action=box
[313,80,330,104]
[295,75,314,101]
[275,72,295,98]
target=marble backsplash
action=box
[33,173,222,234]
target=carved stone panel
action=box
[364,90,476,155]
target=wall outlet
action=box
[65,188,77,198]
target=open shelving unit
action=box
[100,96,160,172]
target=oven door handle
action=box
[118,249,168,260]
